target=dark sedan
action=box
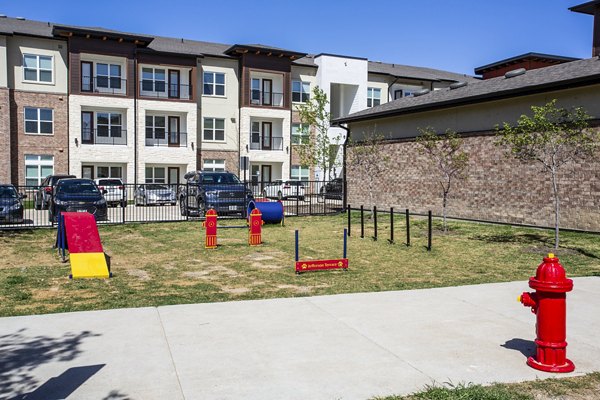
[0,185,26,224]
[48,179,108,222]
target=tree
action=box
[296,86,341,182]
[416,127,469,232]
[496,99,596,249]
[346,129,391,218]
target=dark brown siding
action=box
[239,53,292,109]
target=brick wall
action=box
[200,150,240,174]
[347,132,600,231]
[9,90,69,185]
[0,88,10,183]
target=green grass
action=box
[374,372,600,399]
[0,213,599,317]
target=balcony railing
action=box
[140,81,191,100]
[249,136,284,151]
[145,132,188,147]
[81,76,127,95]
[81,128,127,145]
[250,91,284,107]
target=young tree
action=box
[416,127,469,232]
[496,99,596,249]
[346,130,391,218]
[296,86,341,182]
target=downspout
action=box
[197,58,202,171]
[237,58,242,177]
[65,39,70,176]
[133,53,138,187]
[337,123,350,210]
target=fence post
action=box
[296,187,300,216]
[122,186,126,224]
[389,207,394,244]
[347,204,351,237]
[185,183,190,221]
[427,210,432,252]
[309,182,312,215]
[360,205,364,239]
[373,206,378,241]
[406,208,410,247]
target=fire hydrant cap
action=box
[529,254,573,292]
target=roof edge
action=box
[569,0,600,15]
[474,52,581,74]
[52,25,154,44]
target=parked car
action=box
[48,179,108,222]
[178,171,253,217]
[263,180,305,201]
[134,184,176,206]
[0,184,26,224]
[320,178,343,199]
[34,174,76,210]
[95,178,126,207]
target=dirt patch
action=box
[182,266,239,279]
[245,253,275,261]
[251,263,285,270]
[127,269,151,281]
[220,286,251,295]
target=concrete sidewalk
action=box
[1,277,599,400]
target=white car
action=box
[262,180,305,200]
[95,178,126,207]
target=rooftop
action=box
[333,57,600,124]
[474,52,580,75]
[569,0,600,15]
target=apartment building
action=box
[0,17,69,186]
[0,16,472,186]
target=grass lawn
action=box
[376,371,600,399]
[1,212,600,317]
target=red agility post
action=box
[248,208,264,246]
[202,209,218,249]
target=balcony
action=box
[250,90,284,107]
[145,132,188,147]
[81,128,127,145]
[81,76,127,95]
[249,135,284,151]
[140,81,191,100]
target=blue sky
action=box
[0,0,593,75]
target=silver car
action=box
[95,178,126,207]
[134,184,176,206]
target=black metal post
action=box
[360,205,364,238]
[347,204,351,237]
[427,210,432,252]
[373,206,378,241]
[389,207,394,244]
[406,208,410,247]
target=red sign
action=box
[295,258,348,273]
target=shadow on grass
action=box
[0,328,101,399]
[501,338,536,358]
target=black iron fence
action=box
[0,180,344,230]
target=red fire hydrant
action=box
[248,208,264,246]
[202,209,218,249]
[519,253,574,372]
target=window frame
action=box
[291,165,310,182]
[96,112,123,138]
[292,80,310,103]
[145,166,166,184]
[203,117,226,142]
[141,67,167,93]
[203,159,226,172]
[145,115,167,140]
[291,123,309,145]
[22,54,54,84]
[24,154,54,186]
[367,87,381,108]
[202,71,226,97]
[24,107,54,135]
[96,62,122,90]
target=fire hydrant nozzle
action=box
[518,254,575,373]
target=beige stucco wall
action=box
[6,35,67,94]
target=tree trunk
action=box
[442,191,448,232]
[551,169,560,249]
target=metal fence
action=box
[0,180,344,230]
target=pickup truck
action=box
[178,171,253,217]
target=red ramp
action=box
[62,212,110,279]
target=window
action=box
[142,67,166,92]
[291,123,309,145]
[23,54,53,83]
[96,63,122,89]
[97,113,123,138]
[24,107,53,134]
[203,159,226,172]
[394,89,403,100]
[145,116,166,140]
[367,87,381,108]
[291,165,309,181]
[145,167,166,183]
[203,118,225,141]
[203,72,225,96]
[292,80,310,103]
[97,166,122,179]
[25,155,53,186]
[251,78,261,104]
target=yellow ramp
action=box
[70,252,110,279]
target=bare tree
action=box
[496,99,596,249]
[346,129,391,218]
[416,127,469,232]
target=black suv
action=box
[34,174,76,210]
[178,171,253,217]
[48,179,108,222]
[320,178,343,199]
